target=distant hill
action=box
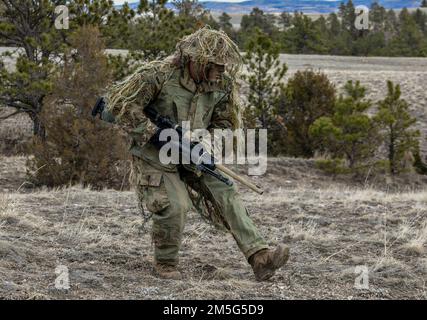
[119,0,423,13]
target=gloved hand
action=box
[91,97,106,118]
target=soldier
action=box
[101,27,289,281]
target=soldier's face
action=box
[206,63,225,82]
[189,60,225,83]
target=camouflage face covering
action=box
[174,26,243,78]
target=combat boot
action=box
[249,245,290,281]
[153,262,182,280]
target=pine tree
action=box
[283,12,327,54]
[339,0,356,34]
[310,81,381,172]
[217,11,236,40]
[278,70,336,157]
[27,26,129,189]
[279,12,293,30]
[129,0,183,58]
[100,2,136,49]
[373,81,420,174]
[0,0,124,139]
[239,8,279,48]
[240,7,278,35]
[218,12,233,31]
[173,0,204,17]
[129,0,211,59]
[0,0,67,139]
[370,2,387,32]
[384,9,398,42]
[326,12,346,54]
[242,28,287,153]
[388,8,427,56]
[337,0,358,54]
[413,9,427,34]
[421,0,427,8]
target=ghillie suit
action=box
[105,27,244,229]
[106,26,243,135]
[102,26,269,267]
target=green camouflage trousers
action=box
[131,157,268,266]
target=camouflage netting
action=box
[105,59,176,136]
[184,176,231,232]
[105,26,245,230]
[174,26,244,132]
[106,26,244,132]
[172,27,244,230]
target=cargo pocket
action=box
[141,173,171,214]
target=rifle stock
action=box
[216,164,264,195]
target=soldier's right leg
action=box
[132,158,192,268]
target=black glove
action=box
[91,97,106,118]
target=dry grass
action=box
[401,221,427,255]
[0,194,44,231]
[0,112,32,156]
[0,156,426,299]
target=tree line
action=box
[63,0,427,58]
[233,0,427,57]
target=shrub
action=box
[278,69,336,157]
[310,80,382,174]
[373,81,420,174]
[315,158,349,175]
[26,26,130,190]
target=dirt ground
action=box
[0,156,426,300]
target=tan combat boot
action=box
[249,245,290,281]
[153,262,183,280]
